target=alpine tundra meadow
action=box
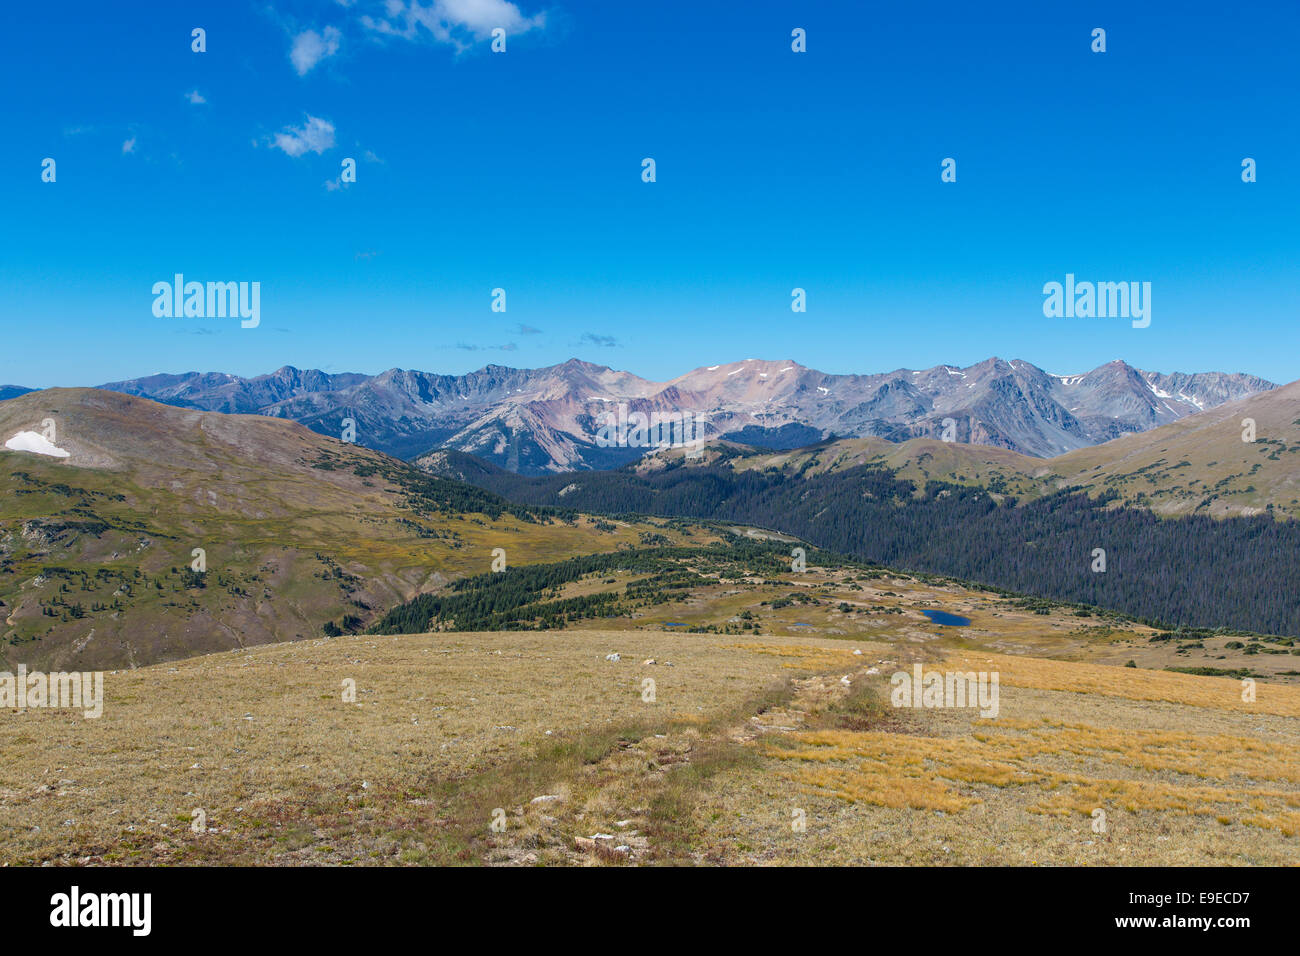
[1,0,1295,941]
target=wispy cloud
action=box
[271,115,336,157]
[121,136,137,155]
[579,332,618,348]
[290,26,342,75]
[185,89,207,105]
[512,323,542,335]
[361,0,546,46]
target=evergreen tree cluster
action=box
[369,540,820,634]
[463,461,1300,636]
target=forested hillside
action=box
[447,458,1300,637]
[369,539,836,634]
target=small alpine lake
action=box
[921,609,972,627]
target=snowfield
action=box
[4,430,70,457]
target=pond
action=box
[921,609,972,627]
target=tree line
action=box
[461,459,1300,636]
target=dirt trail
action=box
[484,648,934,866]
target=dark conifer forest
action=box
[369,540,819,634]
[448,458,1300,637]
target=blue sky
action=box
[2,0,1297,387]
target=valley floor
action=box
[1,628,1297,866]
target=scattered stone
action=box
[604,653,621,662]
[530,794,561,804]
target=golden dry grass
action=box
[711,651,1300,865]
[3,628,1297,866]
[0,629,826,864]
[944,649,1300,716]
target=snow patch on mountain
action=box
[4,431,70,457]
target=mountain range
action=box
[77,358,1276,473]
[425,380,1300,635]
[424,377,1300,521]
[644,376,1300,521]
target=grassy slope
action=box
[0,389,714,669]
[1049,378,1300,518]
[3,623,1295,866]
[3,545,1295,866]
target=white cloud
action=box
[272,116,336,157]
[291,26,342,75]
[185,89,207,105]
[362,0,545,45]
[121,136,137,154]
